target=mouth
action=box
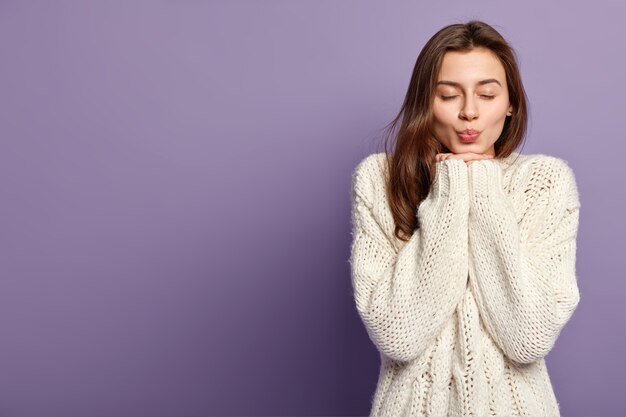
[457,130,481,143]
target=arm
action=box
[349,156,469,364]
[467,158,581,364]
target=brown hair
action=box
[381,20,528,241]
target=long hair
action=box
[381,20,528,241]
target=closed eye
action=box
[440,95,495,100]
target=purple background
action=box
[0,1,623,416]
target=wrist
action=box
[468,159,504,199]
[432,158,469,198]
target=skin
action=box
[431,47,513,165]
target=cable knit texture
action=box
[349,151,581,417]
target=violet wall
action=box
[0,1,622,416]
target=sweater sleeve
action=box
[467,158,581,365]
[349,156,470,364]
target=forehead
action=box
[437,48,506,85]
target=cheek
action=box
[432,104,453,124]
[483,102,510,122]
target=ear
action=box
[507,103,513,116]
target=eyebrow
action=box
[436,78,502,88]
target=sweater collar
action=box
[494,151,523,169]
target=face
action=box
[432,47,513,156]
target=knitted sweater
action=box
[349,151,581,417]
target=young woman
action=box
[349,21,581,417]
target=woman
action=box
[349,20,581,417]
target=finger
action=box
[463,152,492,158]
[436,153,451,162]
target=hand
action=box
[435,152,494,165]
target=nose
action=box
[459,97,478,120]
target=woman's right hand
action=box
[436,152,494,164]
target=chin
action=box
[452,143,482,153]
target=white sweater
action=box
[349,151,581,417]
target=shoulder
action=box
[351,152,389,207]
[518,152,573,171]
[350,152,401,248]
[516,153,577,186]
[511,153,580,208]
